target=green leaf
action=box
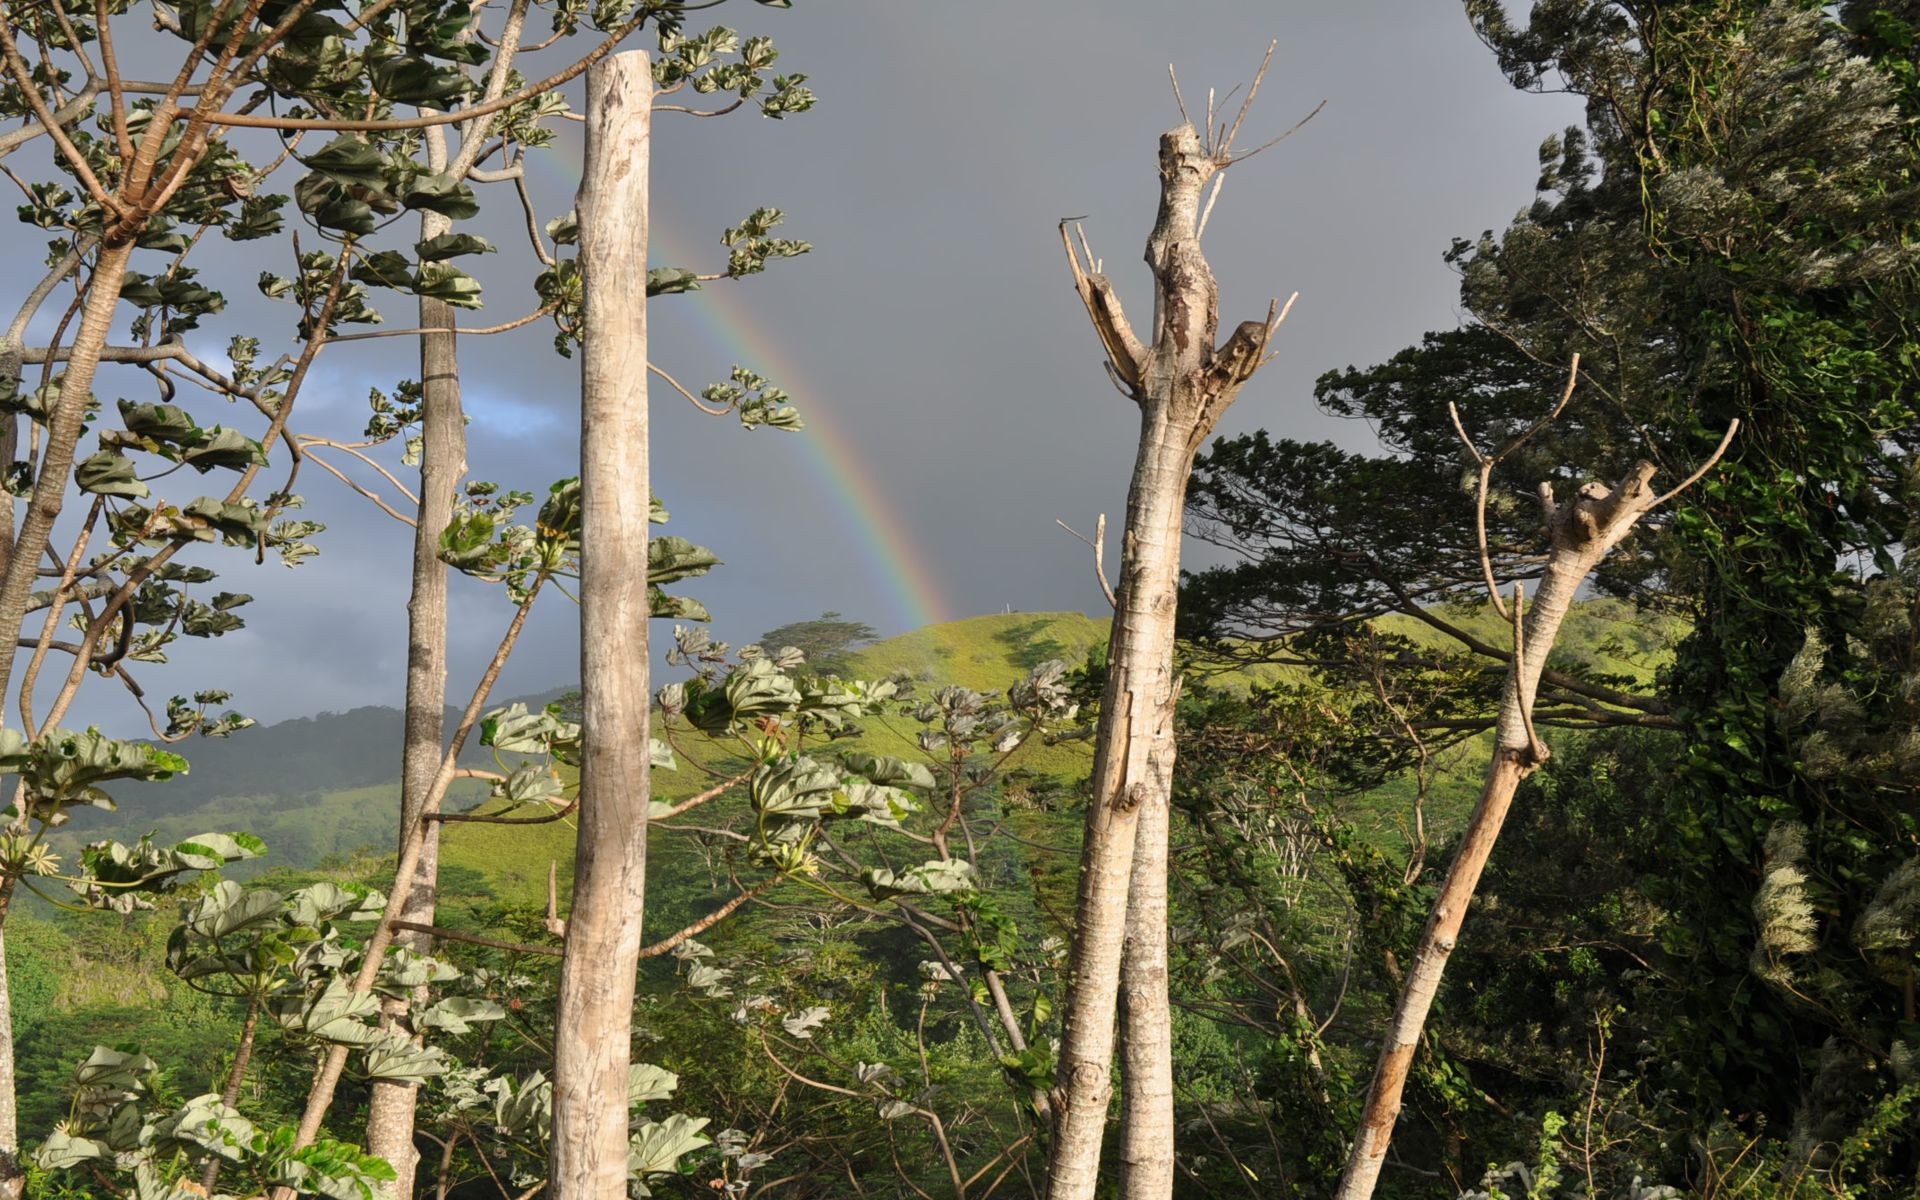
[287,881,384,927]
[403,172,480,220]
[863,859,975,901]
[628,1063,679,1105]
[32,1128,113,1170]
[181,427,268,472]
[415,232,496,260]
[646,267,702,296]
[181,880,285,939]
[412,261,484,309]
[119,399,199,442]
[649,535,721,584]
[75,450,149,498]
[418,996,507,1034]
[351,249,414,290]
[748,754,839,819]
[545,210,579,245]
[370,53,472,104]
[482,702,580,754]
[841,752,937,791]
[298,134,389,190]
[361,1030,449,1083]
[502,761,564,804]
[726,658,802,723]
[628,1113,711,1178]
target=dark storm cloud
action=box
[30,2,1582,730]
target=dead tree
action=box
[1047,51,1315,1200]
[1332,379,1737,1200]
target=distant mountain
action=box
[51,685,576,874]
[46,616,1106,881]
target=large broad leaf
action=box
[491,1071,553,1140]
[369,52,471,104]
[287,881,384,927]
[749,755,839,819]
[649,535,721,585]
[350,249,413,290]
[649,738,676,770]
[74,1045,158,1091]
[834,781,918,828]
[181,879,285,939]
[293,176,380,237]
[780,1006,830,1039]
[272,976,382,1043]
[628,1113,712,1178]
[628,1063,679,1105]
[32,1129,113,1170]
[74,832,262,912]
[412,261,484,309]
[403,172,480,220]
[418,996,506,1034]
[646,267,702,296]
[501,761,564,804]
[74,450,149,498]
[725,658,801,723]
[298,134,389,190]
[118,399,198,442]
[841,752,937,791]
[151,1093,255,1162]
[169,831,264,866]
[361,1030,449,1083]
[381,947,459,989]
[863,859,976,901]
[181,496,268,540]
[438,509,496,570]
[650,587,711,622]
[415,232,495,261]
[180,427,268,472]
[481,702,580,755]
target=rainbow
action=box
[532,143,950,632]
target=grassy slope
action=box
[441,601,1680,920]
[39,603,1676,909]
[437,612,1110,926]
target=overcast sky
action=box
[23,2,1586,729]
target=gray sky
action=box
[26,2,1585,729]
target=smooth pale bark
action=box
[364,225,468,1195]
[1048,124,1280,1200]
[1117,733,1174,1196]
[1334,464,1669,1200]
[364,14,527,1180]
[550,50,651,1200]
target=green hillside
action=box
[439,611,1111,921]
[45,603,1676,899]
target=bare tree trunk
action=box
[363,15,527,1186]
[0,240,136,724]
[1118,760,1175,1198]
[365,251,467,1199]
[1334,462,1684,1200]
[1047,119,1288,1200]
[550,49,651,1200]
[201,995,265,1194]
